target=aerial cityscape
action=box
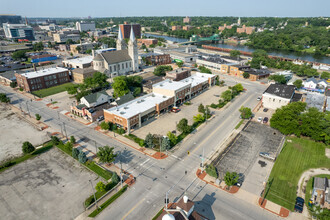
[0,1,330,220]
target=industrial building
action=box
[30,54,57,63]
[15,67,70,92]
[62,56,93,69]
[3,23,35,41]
[53,33,80,43]
[76,21,95,32]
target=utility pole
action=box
[62,122,68,140]
[26,101,31,117]
[201,147,205,170]
[89,180,99,210]
[120,151,123,188]
[94,140,98,154]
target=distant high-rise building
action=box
[238,17,241,26]
[119,23,141,39]
[76,21,95,32]
[0,15,22,25]
[183,16,191,23]
[3,23,35,40]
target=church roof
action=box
[93,54,103,61]
[100,50,132,64]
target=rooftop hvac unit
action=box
[152,94,155,97]
[141,99,145,102]
[124,106,128,109]
[163,96,166,98]
[120,111,125,115]
[137,101,141,103]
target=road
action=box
[0,76,278,220]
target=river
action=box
[144,33,330,64]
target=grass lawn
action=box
[265,137,330,211]
[32,82,73,98]
[235,119,244,129]
[152,208,164,220]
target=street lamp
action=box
[89,180,99,210]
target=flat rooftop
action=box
[181,72,214,87]
[20,67,68,79]
[169,51,196,58]
[105,93,172,119]
[153,78,191,91]
[63,56,93,65]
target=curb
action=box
[258,197,290,218]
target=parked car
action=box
[263,108,268,112]
[97,116,104,122]
[171,107,180,113]
[257,96,262,101]
[257,117,263,122]
[294,197,304,213]
[263,117,269,124]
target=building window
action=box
[126,63,128,68]
[122,63,124,69]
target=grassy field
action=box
[265,137,330,211]
[32,82,73,97]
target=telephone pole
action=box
[62,122,68,140]
[25,101,31,117]
[89,180,99,210]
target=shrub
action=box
[10,81,17,88]
[167,131,178,147]
[139,140,145,147]
[145,133,155,148]
[0,93,10,103]
[22,141,35,154]
[111,172,120,184]
[95,181,106,192]
[35,113,41,121]
[78,151,88,163]
[51,136,60,145]
[100,121,110,130]
[224,172,239,188]
[210,103,218,109]
[205,164,218,178]
[70,136,76,144]
[64,141,73,152]
[72,148,79,159]
[19,88,23,91]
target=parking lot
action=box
[0,148,98,220]
[212,121,284,195]
[0,104,49,163]
[132,85,228,138]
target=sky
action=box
[1,0,330,18]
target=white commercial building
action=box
[76,21,96,32]
[62,56,93,69]
[3,23,35,40]
[262,84,296,109]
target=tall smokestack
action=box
[25,16,28,25]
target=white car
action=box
[257,117,263,123]
[257,96,262,101]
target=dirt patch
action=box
[293,143,303,151]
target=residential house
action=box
[303,77,328,93]
[311,177,330,209]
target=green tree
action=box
[95,181,106,192]
[268,75,287,84]
[205,164,218,178]
[177,61,184,68]
[145,133,155,148]
[250,49,268,69]
[321,71,330,80]
[232,83,244,93]
[198,104,205,114]
[221,90,232,102]
[293,79,303,89]
[85,49,92,54]
[100,121,110,130]
[198,65,212,74]
[35,114,41,121]
[78,151,88,163]
[193,114,205,124]
[161,137,170,151]
[10,81,17,88]
[51,136,60,145]
[177,118,191,134]
[0,93,10,103]
[167,131,178,147]
[243,72,250,79]
[70,136,76,144]
[239,106,252,119]
[133,87,141,97]
[97,146,117,164]
[224,172,239,188]
[112,76,129,98]
[229,50,241,58]
[12,50,27,60]
[75,46,81,53]
[65,141,73,152]
[72,148,79,159]
[22,141,35,154]
[66,84,79,95]
[33,42,44,51]
[66,39,75,45]
[153,65,173,76]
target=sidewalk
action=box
[94,126,168,160]
[258,197,290,218]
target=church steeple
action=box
[116,27,126,50]
[128,26,138,72]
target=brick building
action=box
[182,25,194,31]
[119,23,141,39]
[183,16,191,23]
[172,26,182,31]
[71,67,97,83]
[166,68,191,81]
[218,24,232,31]
[237,25,255,35]
[229,65,251,78]
[15,67,70,92]
[140,53,171,66]
[137,38,158,46]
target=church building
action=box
[93,26,139,77]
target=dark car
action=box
[294,197,304,213]
[263,117,269,123]
[263,108,268,112]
